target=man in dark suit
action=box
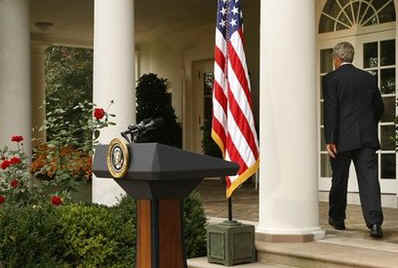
[323,41,384,238]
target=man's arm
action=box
[373,77,384,122]
[323,75,339,145]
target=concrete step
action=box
[187,257,298,268]
[256,235,398,268]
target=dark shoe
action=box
[329,217,345,230]
[369,224,383,238]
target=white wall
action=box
[137,41,184,123]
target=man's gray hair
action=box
[333,42,354,63]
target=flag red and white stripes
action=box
[212,0,259,198]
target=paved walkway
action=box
[196,180,398,243]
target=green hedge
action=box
[0,194,206,267]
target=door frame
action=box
[318,30,397,195]
[191,59,213,154]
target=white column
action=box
[257,0,324,240]
[93,0,135,205]
[0,0,31,156]
[31,43,48,143]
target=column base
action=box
[255,227,325,242]
[92,177,126,206]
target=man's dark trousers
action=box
[329,147,384,227]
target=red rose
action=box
[1,160,11,170]
[11,136,23,143]
[10,157,21,165]
[10,179,19,188]
[51,196,63,206]
[0,195,5,204]
[94,108,105,120]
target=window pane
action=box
[337,12,351,28]
[321,154,333,177]
[364,42,378,68]
[323,0,341,18]
[320,127,326,151]
[380,68,395,94]
[320,101,324,125]
[343,6,354,24]
[352,2,360,23]
[320,75,324,99]
[320,49,334,73]
[381,125,395,150]
[364,16,379,26]
[379,2,396,24]
[362,8,377,26]
[381,154,395,179]
[203,72,214,121]
[336,22,349,31]
[373,0,389,11]
[319,15,335,33]
[368,70,378,82]
[338,0,350,7]
[380,39,395,66]
[333,0,351,6]
[381,96,395,122]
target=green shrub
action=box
[184,192,207,258]
[57,203,135,267]
[0,206,67,267]
[0,194,206,266]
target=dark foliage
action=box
[136,73,182,148]
[0,194,206,266]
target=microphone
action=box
[121,117,164,143]
[141,117,164,131]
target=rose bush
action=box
[0,100,115,207]
[31,99,115,194]
[0,136,66,207]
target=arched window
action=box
[319,0,396,33]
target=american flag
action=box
[211,0,259,198]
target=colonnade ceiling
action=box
[30,0,258,48]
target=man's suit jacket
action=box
[323,64,384,153]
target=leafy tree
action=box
[135,73,182,148]
[44,46,93,142]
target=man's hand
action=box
[326,144,337,158]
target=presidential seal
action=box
[107,138,130,179]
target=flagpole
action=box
[225,0,232,224]
[228,196,233,221]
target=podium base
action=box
[136,199,186,268]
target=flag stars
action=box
[220,7,227,15]
[232,6,239,15]
[219,19,226,27]
[230,18,237,27]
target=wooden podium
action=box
[93,143,238,268]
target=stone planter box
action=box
[207,220,256,266]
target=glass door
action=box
[318,33,397,195]
[318,38,360,193]
[359,33,397,194]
